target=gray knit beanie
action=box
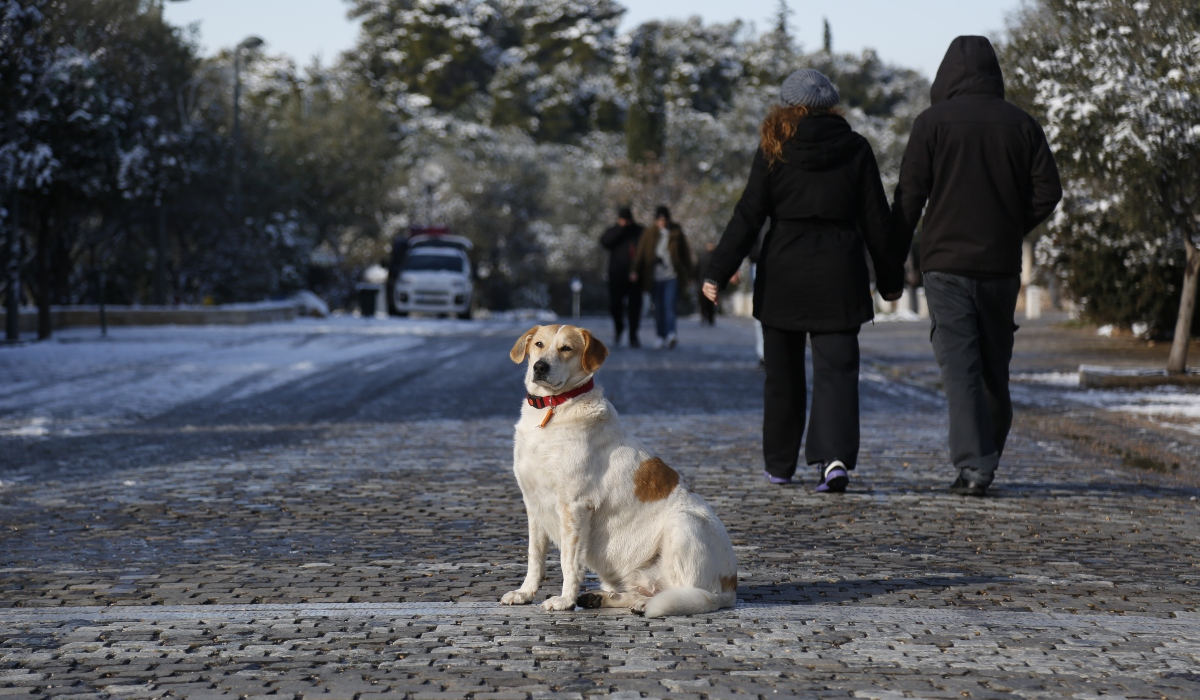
[780,68,840,109]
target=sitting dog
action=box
[500,324,738,617]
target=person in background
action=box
[696,242,718,326]
[634,206,693,349]
[703,69,905,492]
[600,206,644,348]
[891,36,1062,497]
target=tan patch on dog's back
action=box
[720,574,737,592]
[633,457,679,502]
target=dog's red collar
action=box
[527,379,595,427]
[526,378,594,411]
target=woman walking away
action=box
[634,205,693,349]
[703,69,904,491]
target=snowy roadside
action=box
[0,316,535,439]
[1012,371,1200,436]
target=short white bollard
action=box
[731,291,754,317]
[1026,284,1042,320]
[918,288,929,318]
[570,277,582,320]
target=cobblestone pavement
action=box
[2,317,1198,699]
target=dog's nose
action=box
[533,359,550,377]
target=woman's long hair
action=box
[760,104,838,167]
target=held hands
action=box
[881,290,903,302]
[702,281,720,304]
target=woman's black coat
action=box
[705,113,904,333]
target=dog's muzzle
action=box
[533,359,550,380]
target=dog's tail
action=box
[642,587,736,618]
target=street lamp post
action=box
[231,36,264,225]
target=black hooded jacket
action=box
[892,36,1063,278]
[705,113,903,332]
[600,220,643,279]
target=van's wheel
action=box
[457,308,473,320]
[394,311,409,317]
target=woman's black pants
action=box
[762,325,860,479]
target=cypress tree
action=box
[625,25,665,163]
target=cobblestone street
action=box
[2,317,1198,699]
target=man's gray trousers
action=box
[923,271,1021,486]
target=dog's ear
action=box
[579,328,609,374]
[510,326,541,364]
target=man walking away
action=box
[600,206,644,347]
[891,36,1062,497]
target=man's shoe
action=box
[763,470,791,485]
[949,475,988,497]
[816,461,849,493]
[666,332,678,349]
[654,337,666,349]
[629,335,641,349]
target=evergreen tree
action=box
[488,0,623,143]
[655,18,744,114]
[1007,0,1200,369]
[625,23,665,163]
[346,0,499,116]
[745,0,797,84]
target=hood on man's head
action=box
[930,36,1004,104]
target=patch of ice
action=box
[1012,372,1081,386]
[0,317,537,438]
[0,417,50,437]
[1097,324,1115,337]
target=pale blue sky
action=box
[163,0,1023,78]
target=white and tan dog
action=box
[500,324,738,617]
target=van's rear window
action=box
[405,255,464,273]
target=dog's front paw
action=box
[540,595,577,612]
[500,590,535,605]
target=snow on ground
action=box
[872,309,924,323]
[0,316,527,438]
[1012,371,1081,387]
[1013,371,1200,435]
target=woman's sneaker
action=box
[763,470,791,485]
[816,461,849,492]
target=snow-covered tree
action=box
[346,0,500,117]
[0,0,55,338]
[488,0,623,142]
[1008,0,1200,371]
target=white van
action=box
[391,234,474,319]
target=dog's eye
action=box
[560,346,571,352]
[534,342,544,348]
